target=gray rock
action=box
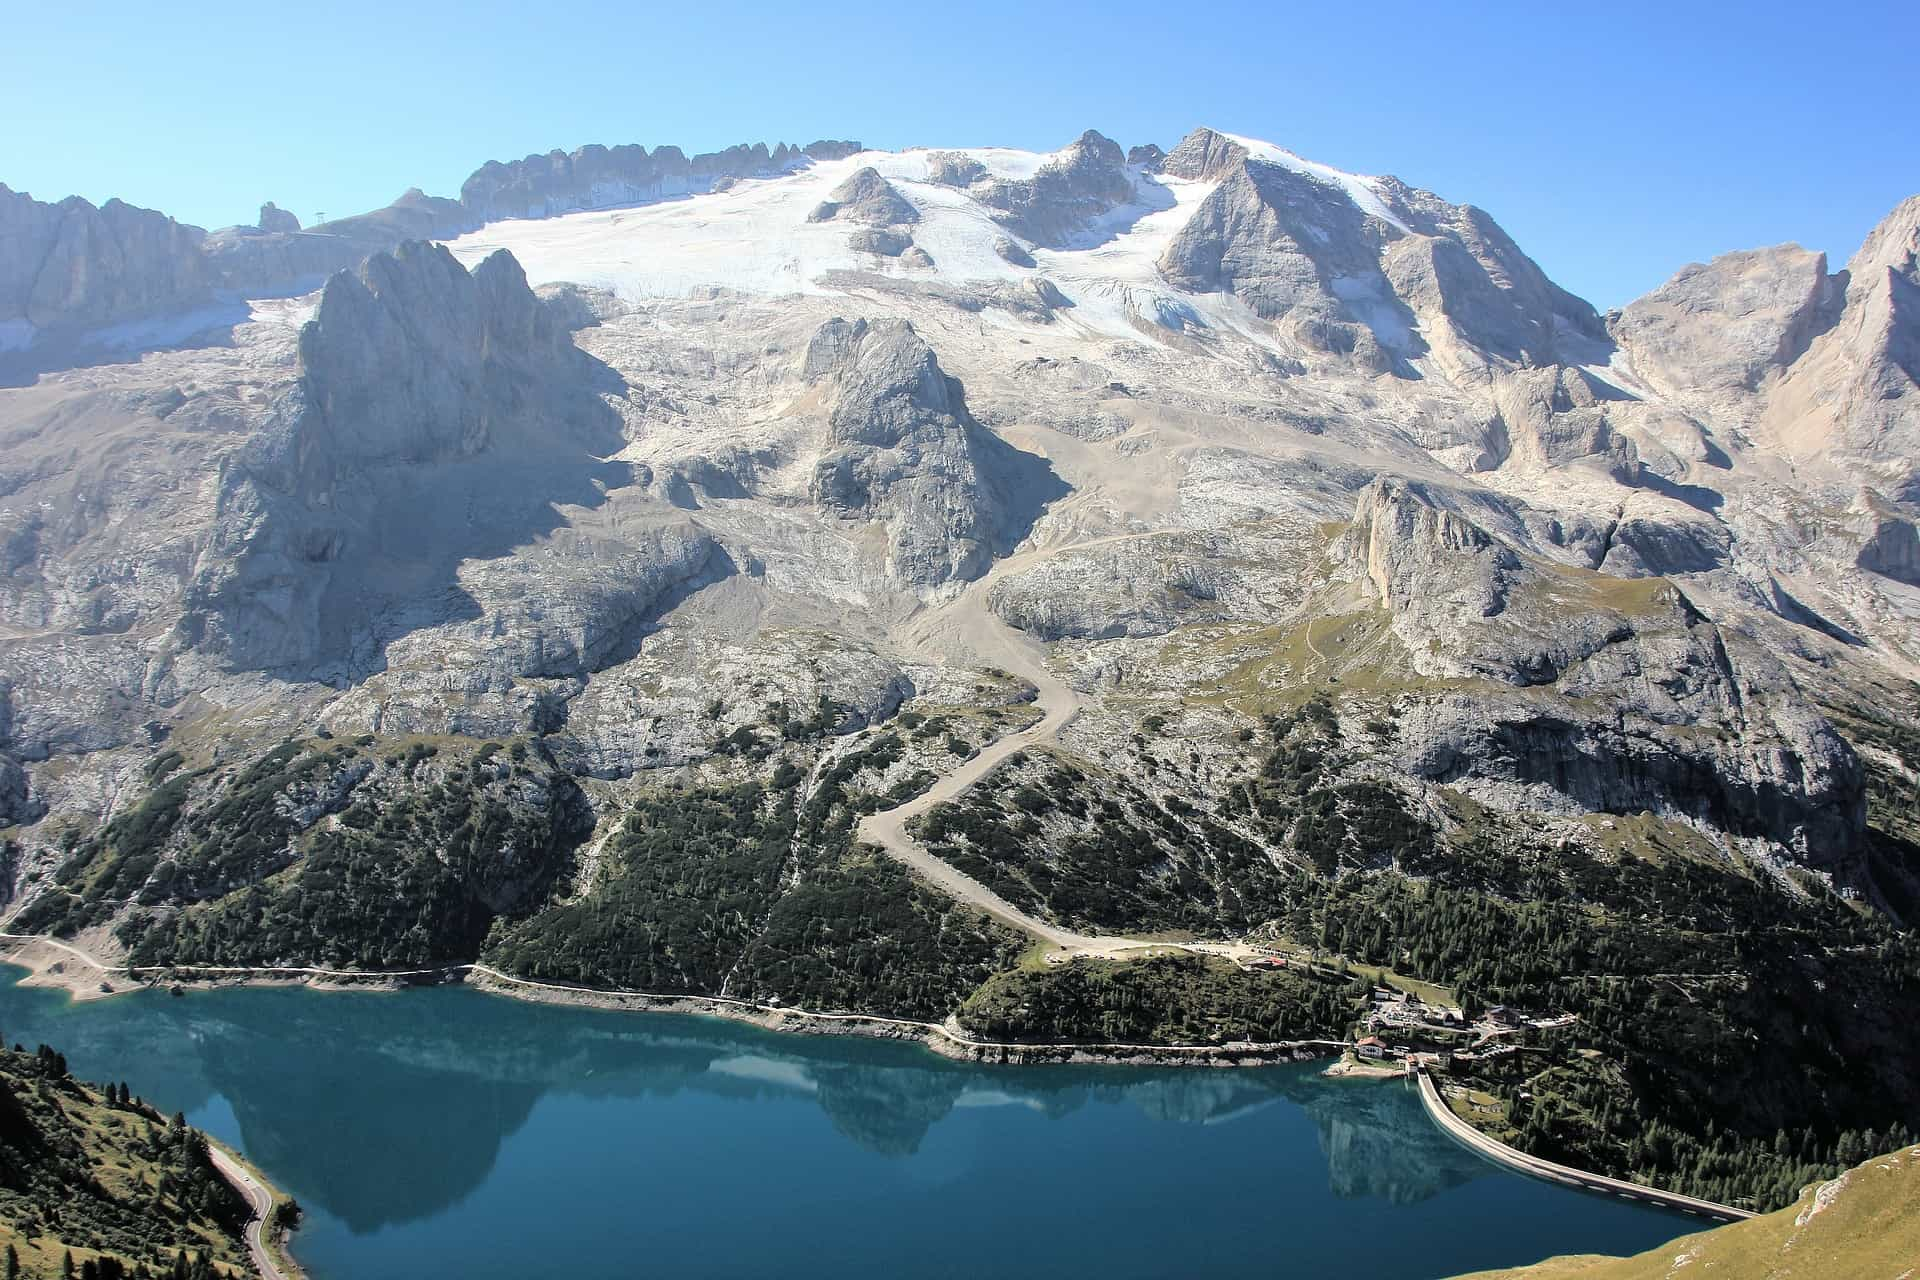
[1159,128,1601,374]
[181,240,639,671]
[1127,143,1166,171]
[258,202,301,233]
[849,228,914,257]
[803,140,864,161]
[973,129,1135,247]
[1159,127,1250,180]
[925,152,988,187]
[0,185,210,332]
[460,138,816,222]
[807,167,919,227]
[803,317,1059,589]
[993,237,1036,268]
[1611,244,1843,397]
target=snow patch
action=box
[439,149,1250,348]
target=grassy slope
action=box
[0,1049,250,1277]
[1454,1144,1920,1280]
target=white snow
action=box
[436,133,1414,352]
[1219,132,1412,234]
[246,293,320,330]
[440,149,1248,346]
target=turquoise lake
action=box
[0,971,1698,1279]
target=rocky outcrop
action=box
[803,317,1056,590]
[181,240,637,671]
[971,130,1136,247]
[1158,127,1601,376]
[292,241,601,466]
[459,139,821,222]
[1159,127,1251,181]
[803,140,865,162]
[926,152,988,187]
[1611,243,1844,399]
[258,202,301,233]
[808,168,918,226]
[1333,478,1863,858]
[1759,195,1920,467]
[0,185,211,334]
[1126,143,1166,171]
[849,228,913,257]
[1489,366,1641,480]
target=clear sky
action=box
[3,0,1914,308]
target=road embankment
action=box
[1414,1068,1752,1223]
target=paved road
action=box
[207,1143,290,1280]
[1414,1068,1751,1223]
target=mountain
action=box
[1453,1143,1920,1280]
[2,126,1918,1215]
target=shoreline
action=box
[0,935,1348,1070]
[205,1137,304,1280]
[1413,1067,1753,1223]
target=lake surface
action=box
[0,971,1696,1279]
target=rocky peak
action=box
[258,201,301,233]
[1126,143,1166,171]
[295,241,591,471]
[804,317,964,447]
[802,317,1054,590]
[1610,243,1844,399]
[1755,192,1920,466]
[1848,193,1920,288]
[1160,127,1250,181]
[807,168,918,227]
[1159,142,1601,376]
[972,129,1136,247]
[1344,478,1519,621]
[0,184,210,333]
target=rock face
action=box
[803,140,865,162]
[972,130,1136,247]
[1332,479,1863,859]
[1759,196,1920,468]
[459,138,817,221]
[1611,244,1843,399]
[258,202,301,233]
[803,317,1056,590]
[180,240,698,674]
[808,167,918,226]
[0,185,211,333]
[1159,126,1253,181]
[1158,127,1600,376]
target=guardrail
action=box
[1413,1068,1753,1223]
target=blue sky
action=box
[3,0,1914,307]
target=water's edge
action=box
[0,936,1348,1068]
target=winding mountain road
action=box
[207,1143,290,1280]
[856,561,1240,959]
